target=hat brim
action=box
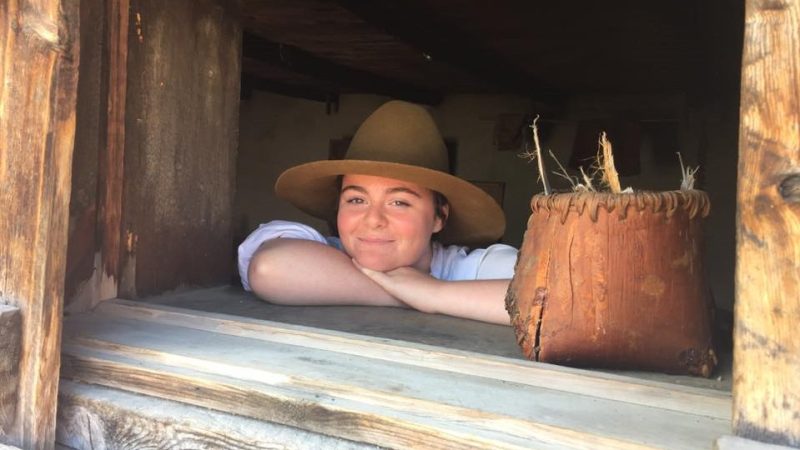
[275,160,505,246]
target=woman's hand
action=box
[354,259,512,325]
[353,261,442,314]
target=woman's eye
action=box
[390,200,410,207]
[345,197,365,204]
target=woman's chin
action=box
[353,257,399,272]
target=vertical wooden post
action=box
[63,0,128,312]
[0,0,80,448]
[735,0,800,446]
[95,0,129,301]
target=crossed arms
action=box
[247,238,511,325]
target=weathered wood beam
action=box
[65,0,129,314]
[95,299,732,421]
[336,0,562,102]
[94,0,129,304]
[60,348,534,449]
[56,381,375,450]
[60,305,730,449]
[242,32,443,105]
[0,305,21,437]
[241,73,338,104]
[735,0,800,447]
[0,0,80,447]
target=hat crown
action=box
[346,101,449,172]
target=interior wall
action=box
[236,92,737,310]
[699,102,739,314]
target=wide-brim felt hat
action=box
[275,100,505,246]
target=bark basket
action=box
[505,190,717,376]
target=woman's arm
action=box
[248,238,405,307]
[355,263,511,325]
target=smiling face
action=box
[337,174,446,272]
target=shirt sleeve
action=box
[431,242,518,281]
[237,220,330,291]
[474,244,519,280]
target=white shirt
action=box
[238,220,518,291]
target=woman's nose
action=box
[364,204,388,228]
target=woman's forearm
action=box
[424,279,511,325]
[354,263,511,325]
[248,239,404,307]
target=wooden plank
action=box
[142,286,734,391]
[716,435,797,450]
[61,347,574,450]
[56,380,376,450]
[61,312,730,449]
[0,305,21,434]
[65,331,718,448]
[96,299,732,420]
[0,0,80,447]
[242,32,442,105]
[119,0,241,298]
[735,0,800,447]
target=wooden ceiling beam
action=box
[241,73,337,104]
[242,32,443,105]
[336,0,563,102]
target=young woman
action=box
[238,101,517,325]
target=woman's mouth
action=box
[358,237,394,244]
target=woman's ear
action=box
[433,203,449,233]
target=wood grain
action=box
[0,305,21,435]
[65,0,130,313]
[60,307,731,449]
[97,0,129,294]
[61,350,558,450]
[0,0,80,447]
[507,191,716,376]
[64,0,104,308]
[56,380,375,450]
[62,336,679,449]
[119,0,241,297]
[93,299,732,420]
[735,0,800,446]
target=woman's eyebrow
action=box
[386,187,422,198]
[341,185,367,194]
[341,185,422,198]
